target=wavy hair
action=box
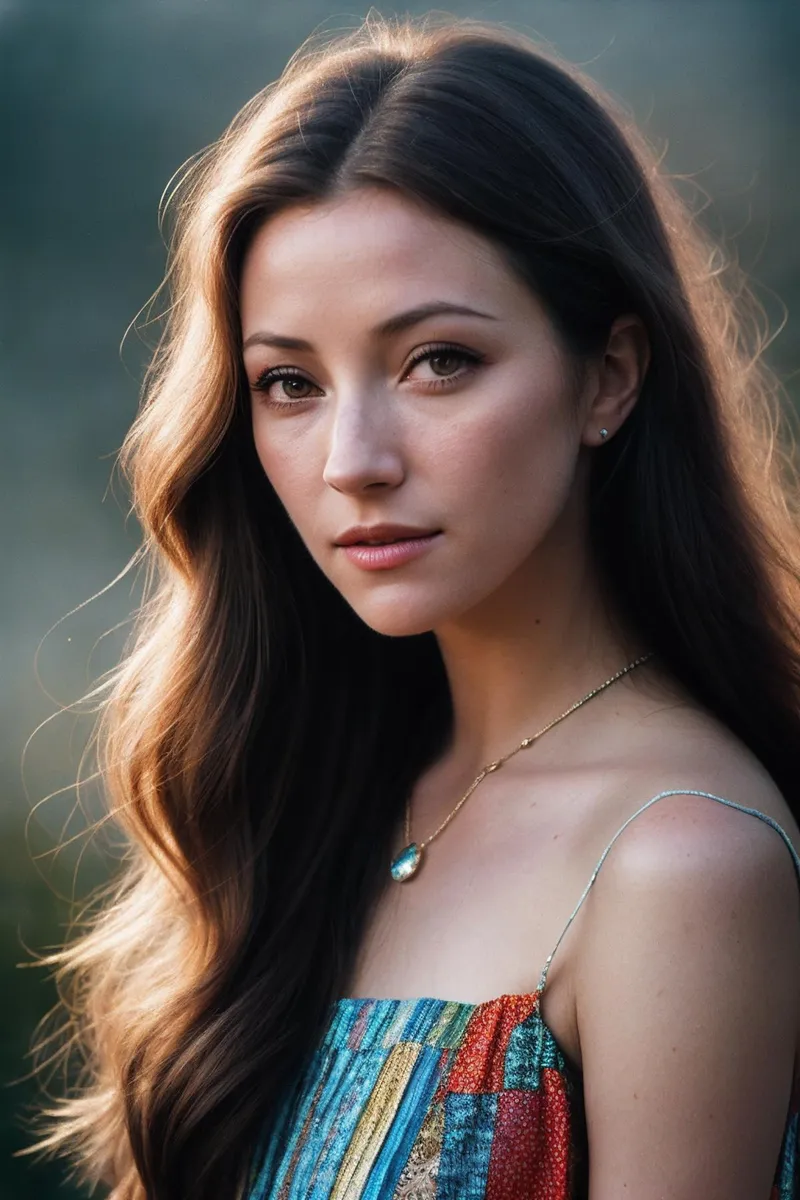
[25,11,800,1198]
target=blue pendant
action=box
[390,842,423,882]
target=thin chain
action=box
[404,652,654,849]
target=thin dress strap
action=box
[535,788,800,998]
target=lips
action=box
[338,531,442,571]
[353,535,430,545]
[334,524,441,547]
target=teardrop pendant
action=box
[390,842,423,882]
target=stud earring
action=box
[599,428,609,439]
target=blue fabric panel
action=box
[251,1039,391,1198]
[360,1045,450,1199]
[436,1092,498,1200]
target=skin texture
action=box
[240,186,800,1199]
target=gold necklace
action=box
[389,651,654,882]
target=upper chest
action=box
[346,745,800,1078]
[346,772,608,1070]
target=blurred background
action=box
[2,0,798,1195]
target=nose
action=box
[322,394,405,494]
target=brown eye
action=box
[251,367,320,408]
[278,378,313,399]
[404,344,485,390]
[428,352,463,376]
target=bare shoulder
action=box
[603,776,800,890]
[582,687,800,957]
[582,776,800,955]
[570,707,800,1197]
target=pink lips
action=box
[339,533,442,571]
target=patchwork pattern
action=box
[247,988,799,1198]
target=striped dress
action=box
[247,791,800,1199]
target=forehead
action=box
[239,187,539,327]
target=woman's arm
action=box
[576,790,800,1199]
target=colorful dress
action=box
[247,790,800,1199]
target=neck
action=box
[433,532,643,777]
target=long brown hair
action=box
[25,12,800,1198]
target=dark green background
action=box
[3,1,798,1195]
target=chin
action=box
[342,582,482,639]
[350,604,438,639]
[335,587,441,638]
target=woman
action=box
[29,12,800,1199]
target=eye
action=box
[403,343,485,390]
[250,366,322,407]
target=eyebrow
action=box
[241,301,498,352]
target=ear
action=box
[579,315,650,448]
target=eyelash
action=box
[250,342,485,409]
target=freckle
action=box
[535,618,541,625]
[632,1092,638,1100]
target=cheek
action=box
[437,392,579,540]
[251,418,316,514]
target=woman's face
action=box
[240,187,597,638]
